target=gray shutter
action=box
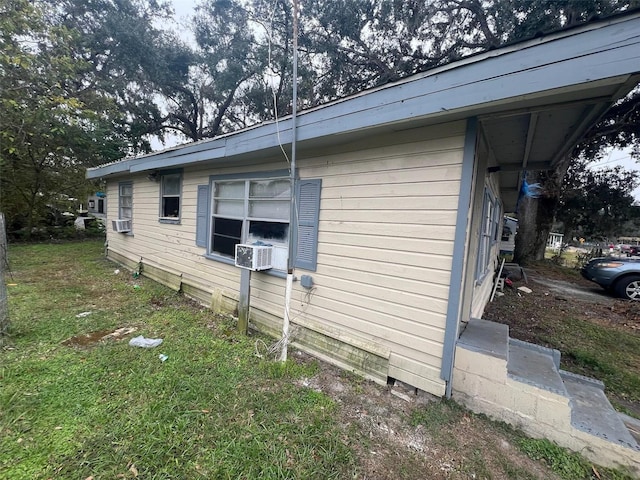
[294,179,321,271]
[196,184,209,247]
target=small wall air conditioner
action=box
[112,219,131,233]
[235,244,273,271]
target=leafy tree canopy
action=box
[558,162,640,241]
[0,0,173,235]
[2,0,639,242]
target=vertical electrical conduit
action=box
[280,0,299,362]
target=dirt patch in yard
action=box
[62,326,137,348]
[527,274,640,330]
[293,351,561,479]
[491,263,640,334]
[528,274,613,302]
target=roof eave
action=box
[86,11,640,180]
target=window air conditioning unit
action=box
[112,219,131,233]
[235,244,273,271]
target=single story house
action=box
[88,11,640,470]
[87,192,107,221]
[547,232,564,250]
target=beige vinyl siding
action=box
[107,172,243,299]
[290,121,465,395]
[105,120,466,396]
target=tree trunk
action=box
[513,167,567,265]
[512,195,552,265]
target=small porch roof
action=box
[479,75,638,211]
[87,11,640,211]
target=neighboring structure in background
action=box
[499,216,518,255]
[618,236,640,246]
[500,217,563,255]
[73,192,107,230]
[547,232,564,250]
[87,192,107,224]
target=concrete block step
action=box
[458,318,509,360]
[561,370,639,451]
[507,339,567,396]
[618,412,640,444]
[510,338,561,370]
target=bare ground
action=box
[293,350,561,479]
[489,261,640,344]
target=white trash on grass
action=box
[128,336,163,348]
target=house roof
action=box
[87,11,640,209]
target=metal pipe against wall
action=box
[280,0,299,362]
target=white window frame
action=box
[117,181,133,234]
[476,189,500,283]
[159,171,182,223]
[209,177,291,271]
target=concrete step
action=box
[458,318,509,360]
[619,412,640,444]
[507,339,567,397]
[507,339,639,451]
[560,370,640,451]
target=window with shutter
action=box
[209,178,291,270]
[199,174,322,274]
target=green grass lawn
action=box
[1,241,355,479]
[543,316,640,407]
[1,241,636,480]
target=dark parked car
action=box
[627,245,639,257]
[581,257,640,300]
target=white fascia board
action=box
[87,13,640,179]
